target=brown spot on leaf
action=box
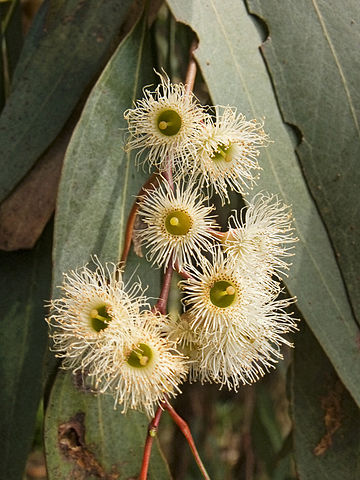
[313,381,343,456]
[58,413,119,479]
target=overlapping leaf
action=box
[291,325,360,479]
[0,0,134,202]
[0,224,52,480]
[166,0,360,406]
[47,15,167,478]
[45,371,170,479]
[248,0,360,323]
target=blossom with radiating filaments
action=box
[136,178,218,270]
[46,259,149,385]
[224,192,297,281]
[99,312,188,416]
[124,72,208,172]
[192,106,270,203]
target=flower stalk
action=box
[138,404,164,480]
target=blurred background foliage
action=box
[0,1,359,479]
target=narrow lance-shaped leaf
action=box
[291,324,360,479]
[45,371,171,480]
[247,0,360,323]
[166,0,360,406]
[0,0,135,202]
[0,222,53,480]
[46,15,169,479]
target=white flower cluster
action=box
[47,73,298,415]
[125,73,298,388]
[47,258,187,416]
[124,73,269,204]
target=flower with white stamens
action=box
[193,106,270,203]
[224,193,297,280]
[180,248,273,336]
[136,179,218,270]
[46,258,148,380]
[100,312,188,416]
[124,72,208,171]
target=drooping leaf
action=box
[4,0,23,80]
[0,2,7,110]
[0,222,52,480]
[166,0,360,406]
[0,0,136,202]
[0,115,74,250]
[291,324,360,479]
[45,371,171,480]
[247,0,360,324]
[53,13,160,295]
[46,14,167,478]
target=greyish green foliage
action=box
[248,0,360,324]
[167,0,360,408]
[45,371,170,480]
[0,1,359,479]
[52,12,160,294]
[291,324,360,479]
[47,14,168,479]
[0,0,134,202]
[0,224,52,480]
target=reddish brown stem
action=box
[164,401,211,480]
[138,405,164,480]
[163,155,174,191]
[154,263,174,315]
[120,173,159,266]
[208,228,226,242]
[174,260,193,280]
[185,40,198,94]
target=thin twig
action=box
[138,405,164,480]
[174,260,193,280]
[208,228,226,242]
[153,263,174,315]
[119,173,159,266]
[164,401,211,480]
[185,40,199,95]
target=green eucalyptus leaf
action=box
[0,222,52,480]
[247,0,360,323]
[291,324,360,479]
[4,0,23,81]
[45,371,171,480]
[166,0,360,406]
[0,0,135,202]
[47,15,168,479]
[53,12,160,294]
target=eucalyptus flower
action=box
[46,258,148,380]
[180,248,272,336]
[124,72,208,171]
[224,192,297,280]
[136,178,218,270]
[191,296,297,390]
[193,106,270,203]
[99,312,188,416]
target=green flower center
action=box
[165,210,192,236]
[90,304,112,332]
[127,343,153,368]
[157,109,182,136]
[209,280,237,308]
[212,143,233,163]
